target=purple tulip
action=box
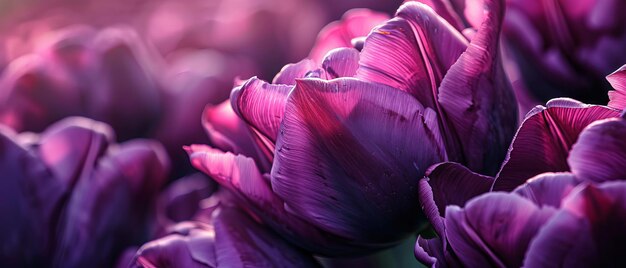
[418,176,626,267]
[501,0,626,104]
[0,26,163,140]
[190,0,516,256]
[417,99,619,228]
[0,117,169,267]
[416,104,626,266]
[131,194,320,268]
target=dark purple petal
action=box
[512,172,580,208]
[415,236,463,268]
[358,2,468,111]
[213,207,320,267]
[272,78,445,243]
[436,0,518,175]
[524,182,626,267]
[133,222,217,268]
[134,207,320,268]
[230,77,292,144]
[421,162,494,219]
[568,117,626,183]
[321,48,360,79]
[309,9,388,63]
[607,65,626,110]
[186,144,373,256]
[0,127,63,266]
[445,193,556,267]
[272,59,317,85]
[493,98,619,191]
[156,173,217,232]
[53,140,169,267]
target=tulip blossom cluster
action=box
[1,0,626,267]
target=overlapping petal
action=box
[525,182,626,267]
[445,193,556,267]
[133,206,320,268]
[272,78,445,242]
[607,64,626,110]
[493,98,619,191]
[568,116,626,183]
[309,9,389,63]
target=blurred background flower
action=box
[0,117,169,267]
[502,0,626,106]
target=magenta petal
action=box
[445,193,556,267]
[309,9,388,63]
[524,182,626,267]
[321,48,360,79]
[272,78,446,242]
[358,2,468,111]
[436,0,518,175]
[230,77,292,143]
[272,59,317,85]
[54,140,169,267]
[607,65,626,110]
[493,99,619,191]
[568,117,626,183]
[512,172,580,208]
[201,101,263,166]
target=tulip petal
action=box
[358,2,468,111]
[445,193,556,267]
[421,162,494,219]
[493,99,619,191]
[37,117,113,189]
[0,127,64,265]
[54,140,169,267]
[512,172,579,208]
[156,173,217,231]
[186,144,375,256]
[524,182,626,267]
[607,65,626,110]
[213,207,320,267]
[415,236,464,268]
[90,27,162,140]
[309,9,388,63]
[272,78,445,242]
[321,48,360,79]
[230,77,292,144]
[568,117,626,183]
[133,222,217,268]
[201,101,267,170]
[272,59,317,85]
[415,0,466,31]
[437,0,518,175]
